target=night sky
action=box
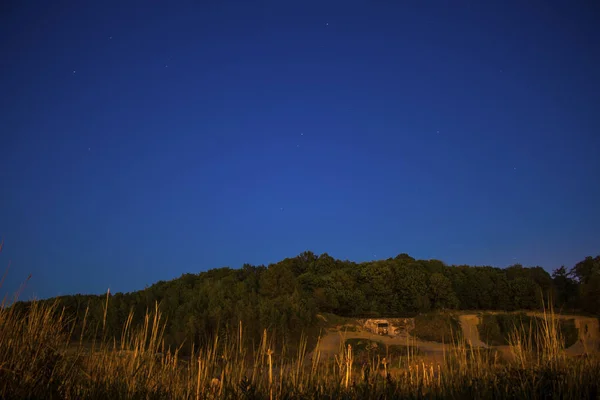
[1,1,599,300]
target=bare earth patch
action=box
[458,314,488,348]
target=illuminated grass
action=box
[1,285,599,399]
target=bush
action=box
[344,339,420,364]
[479,313,580,349]
[478,314,506,346]
[345,338,385,356]
[413,312,462,343]
[479,313,541,346]
[560,319,579,348]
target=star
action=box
[109,36,112,39]
[72,70,76,74]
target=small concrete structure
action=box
[361,318,415,337]
[364,319,391,335]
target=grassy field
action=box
[1,294,600,399]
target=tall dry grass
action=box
[1,281,599,399]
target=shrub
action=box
[413,312,462,343]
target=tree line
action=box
[12,252,600,352]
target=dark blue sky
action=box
[1,1,599,300]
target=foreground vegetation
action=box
[1,292,599,399]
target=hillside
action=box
[12,252,600,353]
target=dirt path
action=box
[313,328,447,359]
[458,315,488,348]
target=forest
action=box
[12,252,600,352]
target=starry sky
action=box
[1,1,599,300]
